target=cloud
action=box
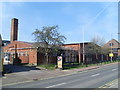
[1,2,118,43]
[99,3,118,40]
[84,2,118,42]
[63,2,118,43]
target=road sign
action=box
[109,53,114,57]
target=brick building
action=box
[3,18,75,65]
[3,18,120,66]
[2,40,10,46]
[60,46,79,63]
[103,39,119,60]
[63,43,84,63]
[63,42,100,64]
[3,41,57,65]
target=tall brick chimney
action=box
[10,18,18,42]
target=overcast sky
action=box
[1,2,118,43]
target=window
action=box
[112,48,118,51]
[4,43,7,46]
[18,53,20,56]
[109,43,114,46]
[21,53,23,56]
[25,52,28,56]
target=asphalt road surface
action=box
[2,63,119,88]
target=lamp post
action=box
[82,26,85,64]
[117,33,120,44]
[81,2,113,64]
[110,34,113,62]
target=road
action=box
[2,63,119,89]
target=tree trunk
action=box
[107,55,108,61]
[46,53,49,64]
[101,54,103,61]
[96,53,98,63]
[96,53,98,59]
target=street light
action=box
[110,33,113,62]
[81,2,114,64]
[118,33,120,43]
[82,26,85,64]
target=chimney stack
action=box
[10,18,18,42]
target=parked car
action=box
[4,55,10,64]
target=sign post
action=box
[57,56,63,70]
[109,53,114,62]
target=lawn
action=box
[37,59,120,70]
[38,64,57,70]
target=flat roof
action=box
[63,42,91,45]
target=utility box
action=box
[57,56,63,69]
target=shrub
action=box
[13,58,21,65]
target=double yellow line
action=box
[98,78,119,88]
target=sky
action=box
[1,2,118,44]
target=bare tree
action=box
[91,35,109,62]
[82,42,101,63]
[91,35,105,47]
[80,35,109,64]
[32,25,66,64]
[100,47,110,61]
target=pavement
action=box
[1,62,119,88]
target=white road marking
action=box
[46,83,66,88]
[112,69,117,71]
[2,77,7,79]
[91,73,100,77]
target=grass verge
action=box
[37,64,57,70]
[63,60,120,70]
[37,60,120,70]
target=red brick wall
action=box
[103,39,119,49]
[37,52,45,64]
[37,52,57,64]
[3,41,33,51]
[3,41,37,65]
[63,43,101,63]
[10,18,18,42]
[63,44,80,50]
[103,39,119,58]
[29,49,37,65]
[49,56,57,64]
[63,44,81,63]
[9,49,29,63]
